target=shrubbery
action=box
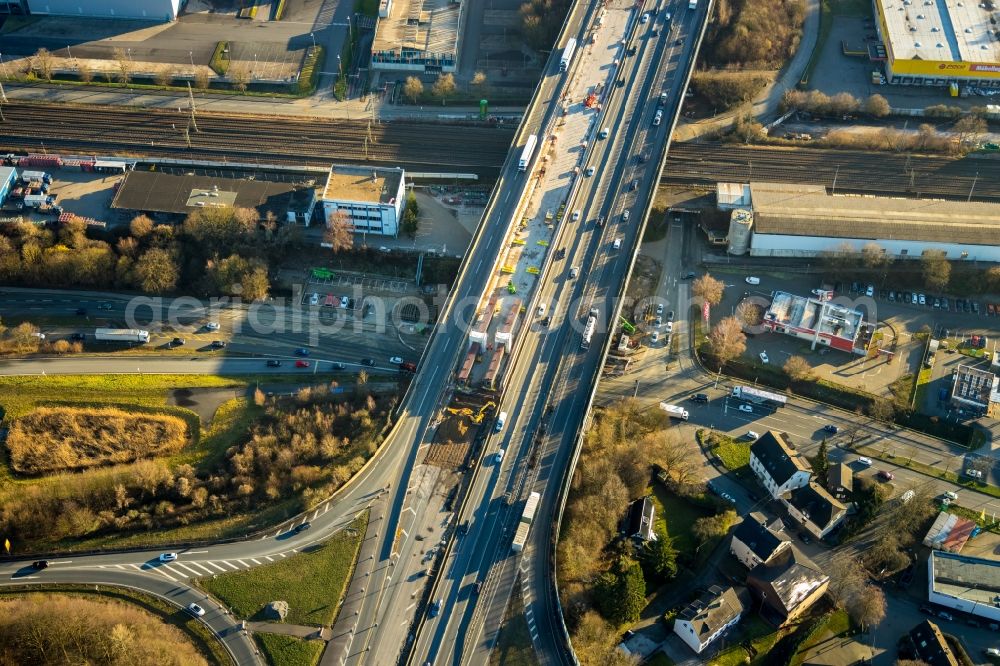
[705,0,806,67]
[692,72,772,112]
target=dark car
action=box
[75,308,87,316]
[799,532,812,544]
[171,337,184,347]
[31,560,49,570]
[972,301,981,314]
[210,340,226,349]
[293,521,311,533]
[294,348,310,357]
[266,359,282,367]
[541,316,551,327]
[362,358,377,367]
[555,248,566,260]
[629,178,640,191]
[70,332,85,341]
[690,393,709,403]
[97,302,113,310]
[681,271,696,280]
[877,470,895,481]
[666,310,674,322]
[429,599,442,618]
[823,424,839,434]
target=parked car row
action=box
[308,292,356,309]
[845,281,991,314]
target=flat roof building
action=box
[111,170,319,224]
[874,0,1000,88]
[764,291,867,355]
[0,167,16,207]
[950,364,1000,418]
[928,551,1000,622]
[718,182,1000,263]
[370,0,458,72]
[321,165,406,237]
[24,0,179,20]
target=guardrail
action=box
[399,1,605,664]
[549,0,717,662]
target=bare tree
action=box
[827,555,867,608]
[324,210,354,253]
[783,355,814,382]
[692,274,725,306]
[707,316,747,367]
[954,114,987,148]
[921,249,951,291]
[154,67,175,87]
[846,584,886,631]
[734,299,762,328]
[431,72,457,104]
[863,94,891,118]
[77,61,93,83]
[113,47,134,85]
[471,71,487,90]
[229,63,251,93]
[193,69,210,90]
[868,398,896,424]
[403,76,424,103]
[33,48,55,81]
[861,242,892,270]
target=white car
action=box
[865,284,874,297]
[857,456,873,467]
[206,322,220,331]
[585,166,595,177]
[640,11,649,23]
[918,293,926,306]
[570,266,580,278]
[622,210,630,222]
[656,303,664,315]
[745,431,760,441]
[571,210,581,222]
[944,490,958,501]
[187,603,206,617]
[340,296,350,308]
[495,449,506,463]
[759,351,769,364]
[811,288,826,297]
[745,276,760,285]
[967,469,983,479]
[738,404,753,413]
[986,648,1000,657]
[651,331,660,343]
[664,322,673,333]
[389,356,403,364]
[159,553,178,562]
[309,293,320,306]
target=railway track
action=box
[0,100,516,177]
[663,141,1000,201]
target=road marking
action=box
[188,562,216,575]
[220,560,241,571]
[50,560,72,564]
[251,558,262,565]
[150,567,177,582]
[173,562,203,576]
[264,556,275,562]
[165,564,190,577]
[278,553,287,558]
[311,510,319,520]
[205,561,228,572]
[235,559,251,568]
[186,550,209,554]
[127,564,141,571]
[322,504,330,515]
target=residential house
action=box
[749,431,812,499]
[747,545,830,625]
[826,463,853,500]
[673,586,749,654]
[730,513,790,569]
[909,619,959,666]
[782,482,848,540]
[624,496,656,542]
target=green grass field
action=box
[254,633,324,666]
[710,616,785,666]
[199,513,366,626]
[647,484,711,556]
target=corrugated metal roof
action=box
[749,182,1000,245]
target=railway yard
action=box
[5,101,1000,200]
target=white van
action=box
[745,276,760,285]
[495,448,506,463]
[537,303,546,316]
[495,411,508,432]
[599,127,610,139]
[613,238,622,250]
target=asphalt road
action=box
[408,0,709,664]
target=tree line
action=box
[705,0,806,68]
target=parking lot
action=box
[714,270,1000,403]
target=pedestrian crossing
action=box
[95,551,299,582]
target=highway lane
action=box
[0,355,405,376]
[407,0,707,663]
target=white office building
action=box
[320,165,406,237]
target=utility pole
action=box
[832,165,840,195]
[187,81,200,133]
[968,171,979,202]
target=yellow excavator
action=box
[446,401,496,424]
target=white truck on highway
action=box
[688,0,697,8]
[518,134,538,172]
[560,37,577,72]
[659,402,689,420]
[512,491,540,552]
[731,385,787,407]
[581,314,597,350]
[95,328,150,343]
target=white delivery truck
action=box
[659,402,689,420]
[511,492,541,552]
[94,328,150,343]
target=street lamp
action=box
[310,32,316,49]
[189,50,194,69]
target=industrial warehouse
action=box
[111,163,406,235]
[874,0,1000,88]
[716,182,1000,263]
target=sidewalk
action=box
[247,621,331,640]
[672,0,821,141]
[1,81,526,121]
